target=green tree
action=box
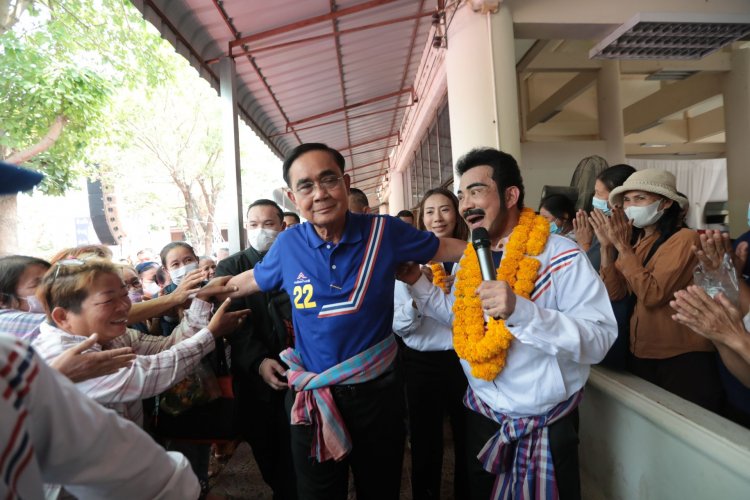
[0,0,174,253]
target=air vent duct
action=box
[590,12,750,60]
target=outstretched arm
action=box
[226,268,261,298]
[432,237,467,263]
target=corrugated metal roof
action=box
[130,0,439,198]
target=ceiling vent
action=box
[645,70,698,81]
[590,12,750,60]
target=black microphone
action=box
[471,227,496,281]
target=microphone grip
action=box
[476,247,496,281]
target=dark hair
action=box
[540,194,575,222]
[0,255,51,308]
[246,198,284,223]
[155,267,170,287]
[418,187,469,241]
[455,148,525,209]
[283,211,301,223]
[348,188,369,208]
[396,210,414,219]
[136,261,159,276]
[596,164,636,193]
[282,143,346,186]
[159,242,197,267]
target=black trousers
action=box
[464,406,581,500]
[285,369,406,500]
[629,351,725,413]
[402,345,469,500]
[240,389,297,500]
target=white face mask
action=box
[144,281,161,296]
[169,262,198,287]
[591,196,611,216]
[744,312,750,333]
[22,295,44,314]
[625,200,664,228]
[247,228,280,253]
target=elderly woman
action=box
[591,169,724,412]
[32,259,247,426]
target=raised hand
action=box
[50,333,136,383]
[573,209,593,251]
[208,298,251,338]
[671,285,747,346]
[606,207,633,252]
[589,209,612,248]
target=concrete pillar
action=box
[445,3,521,179]
[388,170,406,214]
[723,48,750,238]
[597,60,626,165]
[219,57,244,253]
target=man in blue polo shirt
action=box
[227,143,466,500]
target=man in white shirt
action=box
[398,148,616,500]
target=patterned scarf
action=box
[464,387,584,499]
[280,335,397,462]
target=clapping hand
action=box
[671,285,747,346]
[573,209,593,251]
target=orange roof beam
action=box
[222,10,436,60]
[286,88,415,131]
[337,132,400,153]
[267,104,413,138]
[228,0,400,51]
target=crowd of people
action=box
[2,140,750,500]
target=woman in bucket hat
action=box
[590,168,725,412]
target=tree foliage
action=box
[0,0,175,194]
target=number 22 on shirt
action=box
[293,284,317,309]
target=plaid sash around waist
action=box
[280,335,397,462]
[464,387,584,500]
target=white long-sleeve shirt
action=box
[407,234,617,417]
[393,280,454,351]
[32,299,215,426]
[0,333,200,500]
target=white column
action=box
[219,57,244,253]
[597,60,626,165]
[388,170,406,214]
[723,48,750,238]
[446,3,521,178]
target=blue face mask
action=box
[549,221,563,235]
[592,196,611,216]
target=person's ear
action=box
[661,198,674,210]
[285,189,299,209]
[504,186,520,209]
[343,174,351,192]
[51,306,71,329]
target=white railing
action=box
[580,366,750,500]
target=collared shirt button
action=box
[332,264,337,270]
[326,244,331,249]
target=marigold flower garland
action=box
[429,262,450,294]
[452,208,550,381]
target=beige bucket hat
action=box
[609,169,688,208]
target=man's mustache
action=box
[462,208,485,220]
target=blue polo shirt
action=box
[253,212,439,373]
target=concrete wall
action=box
[520,141,608,209]
[580,367,750,500]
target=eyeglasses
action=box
[124,278,141,288]
[293,175,344,197]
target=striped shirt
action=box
[32,299,215,426]
[0,334,200,499]
[0,310,45,342]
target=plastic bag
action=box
[158,362,221,416]
[693,253,740,306]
